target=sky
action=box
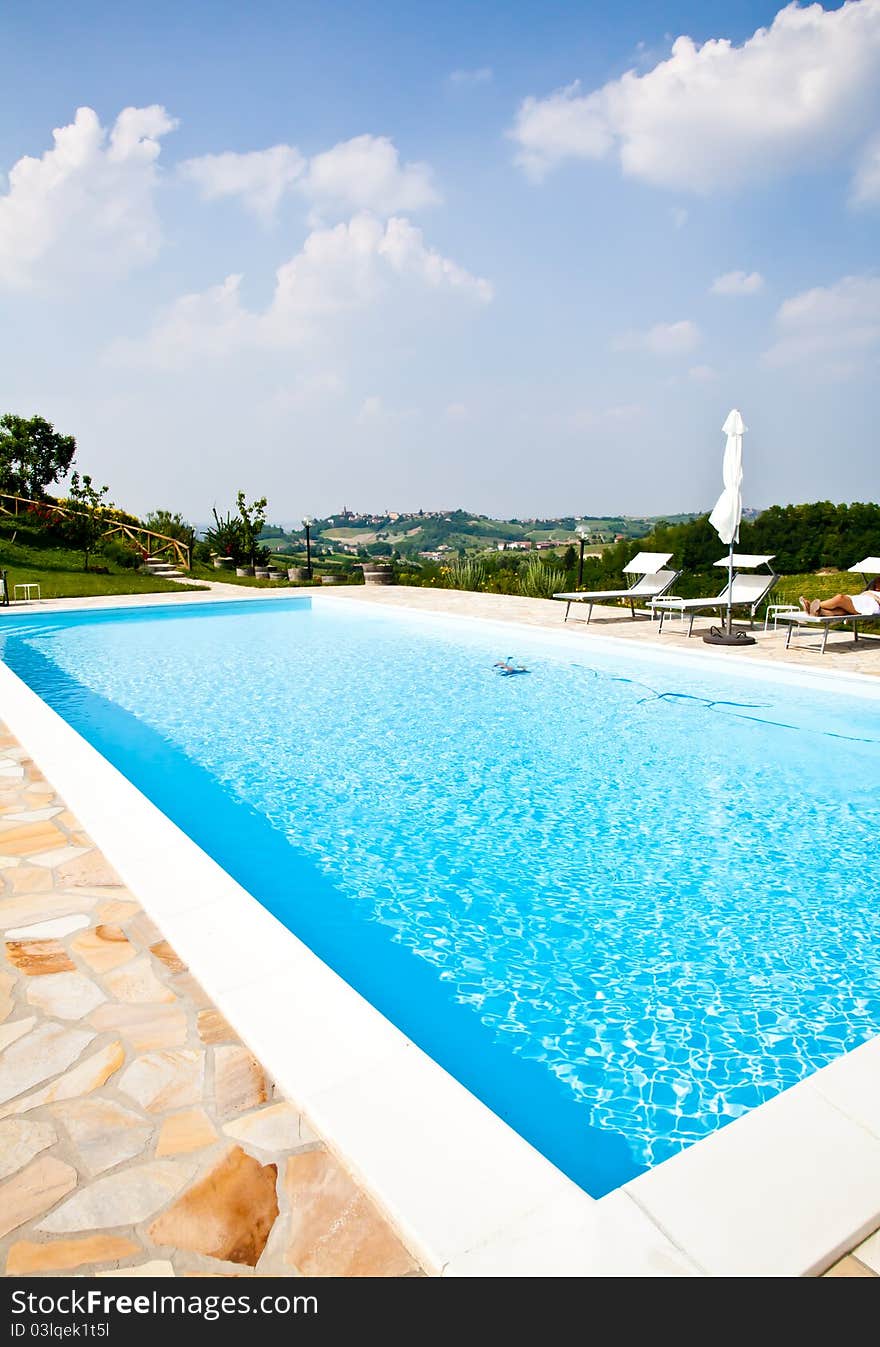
[1,0,879,523]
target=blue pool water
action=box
[2,596,879,1196]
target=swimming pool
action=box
[2,595,879,1198]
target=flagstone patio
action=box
[0,724,422,1278]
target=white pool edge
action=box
[1,591,879,1275]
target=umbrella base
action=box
[702,625,757,647]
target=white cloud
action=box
[445,402,469,420]
[670,206,688,229]
[181,132,439,221]
[111,212,492,367]
[449,67,493,86]
[0,104,177,289]
[178,145,304,220]
[612,319,700,356]
[852,135,880,203]
[510,0,880,192]
[764,273,880,366]
[711,269,764,296]
[302,135,439,216]
[688,363,718,382]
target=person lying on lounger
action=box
[799,577,880,617]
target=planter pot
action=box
[236,566,254,577]
[320,575,336,585]
[288,567,307,581]
[360,564,393,586]
[254,568,270,579]
[214,556,235,570]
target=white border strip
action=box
[2,592,879,1276]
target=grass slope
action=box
[0,520,206,600]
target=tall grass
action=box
[444,556,486,591]
[519,556,566,599]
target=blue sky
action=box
[1,0,878,522]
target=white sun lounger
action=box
[650,554,778,636]
[554,552,680,623]
[775,557,880,654]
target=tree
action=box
[236,491,268,568]
[0,414,76,499]
[62,472,111,571]
[144,509,195,560]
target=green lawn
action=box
[0,520,207,600]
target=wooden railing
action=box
[0,492,192,569]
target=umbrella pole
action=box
[727,541,733,635]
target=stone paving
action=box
[0,725,422,1278]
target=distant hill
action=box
[260,509,706,558]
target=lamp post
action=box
[575,524,588,587]
[303,516,313,580]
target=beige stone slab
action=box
[52,1098,152,1177]
[197,1007,235,1044]
[96,899,140,923]
[223,1102,309,1154]
[71,924,137,973]
[5,939,76,976]
[103,955,176,1004]
[0,1022,95,1106]
[129,912,163,947]
[119,1049,205,1113]
[6,1233,140,1275]
[6,867,53,893]
[39,1158,198,1232]
[98,1260,176,1277]
[6,914,90,940]
[214,1045,269,1118]
[0,1040,125,1119]
[148,1145,278,1267]
[170,972,211,1009]
[56,852,123,890]
[3,808,63,824]
[156,1108,218,1157]
[150,940,188,974]
[30,846,89,870]
[0,1017,35,1053]
[0,1119,57,1181]
[284,1149,418,1277]
[26,971,106,1020]
[0,970,13,1022]
[0,891,97,929]
[0,1155,78,1239]
[88,1002,187,1052]
[0,823,61,856]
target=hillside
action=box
[261,509,704,558]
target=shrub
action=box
[443,556,486,591]
[519,556,565,598]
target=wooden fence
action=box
[0,493,192,570]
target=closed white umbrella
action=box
[705,409,753,645]
[708,409,744,549]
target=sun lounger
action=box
[554,552,680,623]
[775,557,880,654]
[650,554,778,636]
